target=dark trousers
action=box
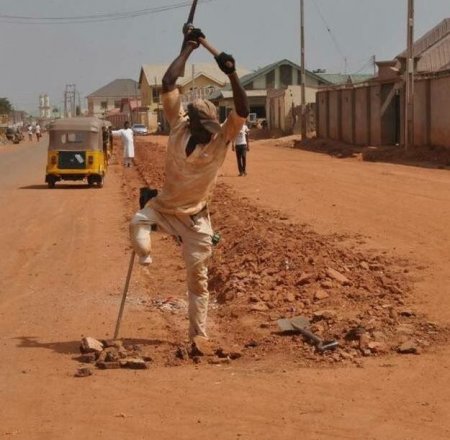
[235,144,247,175]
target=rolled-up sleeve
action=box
[162,88,183,128]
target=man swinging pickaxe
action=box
[114,0,247,341]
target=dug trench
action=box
[83,137,448,371]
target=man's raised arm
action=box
[162,29,205,93]
[214,52,249,118]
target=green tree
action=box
[0,97,13,114]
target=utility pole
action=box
[300,0,307,140]
[404,0,415,151]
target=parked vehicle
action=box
[131,123,149,136]
[5,127,24,144]
[45,117,112,188]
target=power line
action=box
[0,0,214,25]
[310,0,348,72]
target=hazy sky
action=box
[1,0,449,113]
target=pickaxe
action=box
[180,0,198,76]
[181,0,234,74]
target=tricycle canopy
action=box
[48,117,111,152]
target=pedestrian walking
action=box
[35,123,41,142]
[233,123,249,176]
[27,124,33,142]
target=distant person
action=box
[233,122,249,176]
[111,121,135,167]
[35,123,41,141]
[27,124,33,142]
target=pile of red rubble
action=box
[207,184,447,362]
[74,337,152,376]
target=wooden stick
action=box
[198,37,220,57]
[113,250,136,339]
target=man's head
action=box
[187,99,220,144]
[124,121,130,129]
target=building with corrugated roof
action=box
[316,18,450,148]
[86,79,140,117]
[210,59,333,133]
[397,18,450,73]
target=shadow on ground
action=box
[19,184,94,190]
[14,336,174,355]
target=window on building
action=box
[114,100,122,108]
[152,88,160,103]
[280,65,293,88]
[266,71,275,89]
[100,101,108,109]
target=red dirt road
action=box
[0,135,449,439]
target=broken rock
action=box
[359,261,370,270]
[368,341,389,354]
[326,267,351,286]
[250,302,269,312]
[78,353,96,363]
[313,310,337,321]
[96,361,121,369]
[397,341,420,354]
[320,280,334,289]
[80,337,104,354]
[314,289,330,300]
[74,367,93,378]
[123,358,150,369]
[208,358,231,365]
[296,272,314,286]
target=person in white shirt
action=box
[27,125,33,142]
[35,123,41,141]
[111,121,135,167]
[233,123,250,176]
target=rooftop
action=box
[397,18,450,72]
[87,79,140,98]
[139,63,250,87]
[314,73,374,85]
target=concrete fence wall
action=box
[317,71,450,148]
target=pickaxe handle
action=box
[198,37,220,57]
[198,37,235,71]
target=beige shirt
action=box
[149,88,245,215]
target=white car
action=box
[132,124,149,136]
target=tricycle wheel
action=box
[47,177,56,189]
[96,176,104,188]
[87,176,94,187]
